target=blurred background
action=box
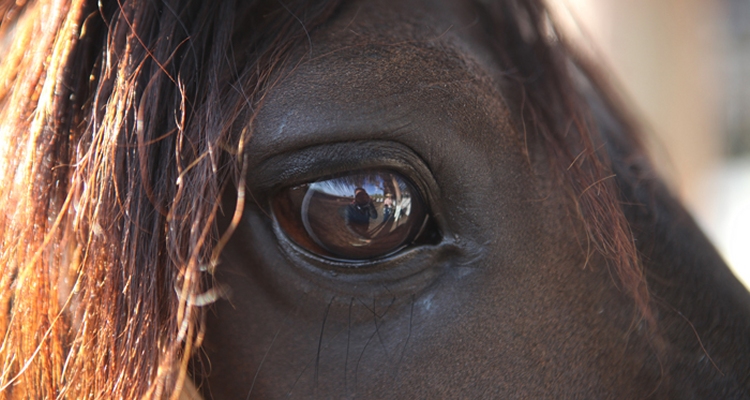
[547,0,750,289]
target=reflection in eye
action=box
[273,170,430,261]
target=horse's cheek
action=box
[201,177,646,398]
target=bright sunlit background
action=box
[548,0,750,289]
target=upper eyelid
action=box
[246,141,435,193]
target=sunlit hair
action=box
[0,0,649,397]
[477,0,652,323]
[0,0,340,397]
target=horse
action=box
[0,0,748,398]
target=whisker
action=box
[247,316,286,399]
[354,323,379,389]
[344,297,354,395]
[315,296,335,387]
[373,297,396,364]
[395,294,415,376]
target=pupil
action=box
[273,170,427,261]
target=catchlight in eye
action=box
[273,170,432,261]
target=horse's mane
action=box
[477,0,652,324]
[0,0,650,397]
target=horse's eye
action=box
[272,170,431,261]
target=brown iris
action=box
[273,170,429,261]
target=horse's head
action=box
[0,0,747,398]
[200,0,750,398]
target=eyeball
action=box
[272,170,430,261]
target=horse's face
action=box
[202,1,656,397]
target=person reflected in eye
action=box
[382,193,394,222]
[346,187,378,238]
